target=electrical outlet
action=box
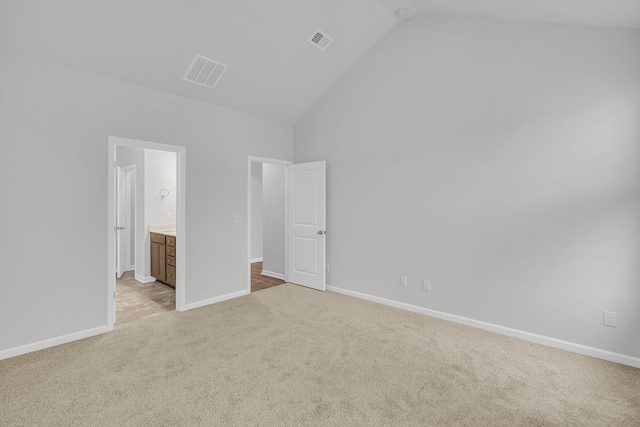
[233,214,241,223]
[167,211,172,220]
[603,311,617,327]
[326,263,330,272]
[400,276,407,287]
[207,272,214,282]
[422,279,430,291]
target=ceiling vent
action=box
[183,54,227,89]
[308,29,333,51]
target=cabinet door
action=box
[166,265,176,288]
[151,243,166,281]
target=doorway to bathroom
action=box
[108,136,186,331]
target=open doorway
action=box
[108,136,186,331]
[247,156,328,293]
[247,157,291,293]
[114,146,177,325]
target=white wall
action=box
[116,146,143,270]
[250,162,263,261]
[262,164,286,276]
[295,15,640,358]
[0,46,293,353]
[144,149,176,226]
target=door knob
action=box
[317,230,325,235]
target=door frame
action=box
[122,164,136,273]
[115,166,126,278]
[246,156,292,293]
[115,165,135,277]
[107,136,187,331]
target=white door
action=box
[287,161,326,291]
[116,167,127,279]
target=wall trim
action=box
[326,285,640,369]
[183,289,250,311]
[0,326,108,361]
[135,274,156,283]
[1,288,250,360]
[261,270,285,280]
[250,257,263,263]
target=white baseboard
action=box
[326,285,640,369]
[250,257,263,263]
[0,325,108,361]
[261,270,285,280]
[0,288,249,361]
[127,265,135,271]
[135,274,156,283]
[183,289,250,311]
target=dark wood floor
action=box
[251,261,285,292]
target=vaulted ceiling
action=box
[1,0,638,123]
[413,0,640,29]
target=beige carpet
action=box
[1,284,638,426]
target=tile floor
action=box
[251,261,285,292]
[115,263,284,325]
[116,271,175,326]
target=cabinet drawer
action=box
[166,246,176,257]
[150,233,166,244]
[167,256,176,267]
[166,265,176,287]
[166,236,176,247]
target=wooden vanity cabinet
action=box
[150,240,166,280]
[150,232,176,288]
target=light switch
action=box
[266,211,270,220]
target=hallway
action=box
[251,262,285,293]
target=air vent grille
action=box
[308,29,333,51]
[183,54,227,89]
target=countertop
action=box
[150,229,176,237]
[149,223,176,237]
